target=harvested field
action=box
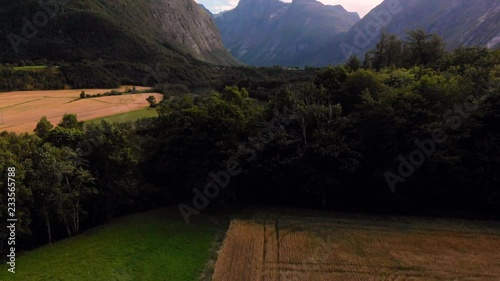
[212,221,265,281]
[0,87,161,133]
[212,214,500,281]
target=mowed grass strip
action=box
[12,66,48,71]
[86,107,158,124]
[0,209,217,281]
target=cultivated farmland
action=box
[0,86,161,133]
[212,213,500,281]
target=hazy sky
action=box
[196,0,384,18]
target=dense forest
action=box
[0,60,316,99]
[1,30,499,254]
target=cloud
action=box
[195,0,383,17]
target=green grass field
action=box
[86,107,158,124]
[0,209,218,281]
[12,66,48,71]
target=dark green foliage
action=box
[143,88,259,199]
[47,127,85,149]
[58,114,82,130]
[62,61,120,89]
[0,118,146,252]
[440,46,499,73]
[369,32,406,70]
[405,29,445,66]
[364,30,446,71]
[140,47,500,214]
[345,55,362,71]
[83,121,145,222]
[0,66,65,91]
[146,96,157,108]
[34,116,53,139]
[315,66,348,96]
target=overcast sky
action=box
[196,0,384,18]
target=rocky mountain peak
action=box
[215,0,359,66]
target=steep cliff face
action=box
[338,0,500,62]
[149,0,238,65]
[215,0,359,66]
[0,0,238,66]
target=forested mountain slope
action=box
[0,0,238,66]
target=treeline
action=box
[0,66,65,91]
[145,56,500,215]
[0,115,155,254]
[61,60,316,99]
[0,59,315,99]
[349,29,498,73]
[0,30,499,254]
[78,86,148,99]
[142,31,500,218]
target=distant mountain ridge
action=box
[215,0,500,66]
[338,0,500,62]
[214,0,360,66]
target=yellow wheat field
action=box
[213,214,500,281]
[0,86,162,133]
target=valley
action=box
[0,0,499,280]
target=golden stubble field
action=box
[0,86,162,133]
[212,213,500,281]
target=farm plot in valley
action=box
[0,87,161,133]
[212,214,500,281]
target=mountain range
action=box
[214,0,360,66]
[214,0,500,66]
[1,0,498,70]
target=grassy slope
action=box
[85,107,158,124]
[0,209,217,281]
